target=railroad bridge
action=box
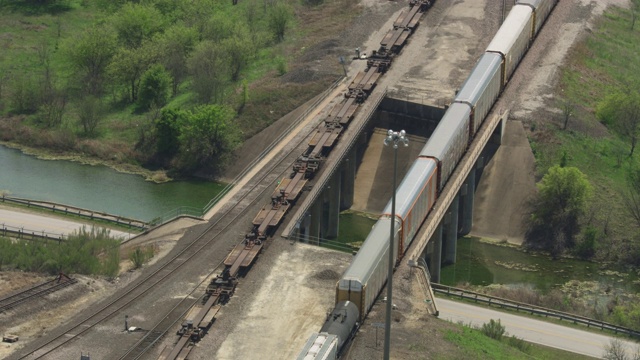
[282,0,508,281]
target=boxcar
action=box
[454,52,503,135]
[486,5,533,86]
[336,217,400,320]
[381,157,437,256]
[517,0,558,37]
[419,102,471,192]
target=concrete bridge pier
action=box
[426,223,443,283]
[491,116,506,145]
[340,148,357,210]
[443,194,459,265]
[309,199,322,245]
[325,173,342,239]
[458,165,476,236]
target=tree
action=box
[112,3,165,49]
[526,165,593,257]
[155,108,183,161]
[222,26,254,81]
[268,2,292,42]
[108,41,159,103]
[156,25,198,96]
[77,96,104,136]
[188,41,229,103]
[177,105,240,173]
[66,25,118,96]
[597,90,640,157]
[560,98,574,130]
[138,64,172,110]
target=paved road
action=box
[437,297,639,358]
[0,208,135,241]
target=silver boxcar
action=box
[336,217,401,320]
[297,333,338,360]
[517,0,558,37]
[486,5,533,86]
[419,102,471,191]
[381,157,438,256]
[454,52,503,135]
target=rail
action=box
[282,88,387,238]
[0,274,77,313]
[405,110,509,263]
[1,196,149,230]
[432,283,640,339]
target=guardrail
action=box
[0,223,65,243]
[432,283,640,338]
[1,196,149,230]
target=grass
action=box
[441,325,595,360]
[531,5,640,252]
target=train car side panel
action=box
[454,52,502,135]
[486,5,533,85]
[517,0,558,36]
[381,158,438,255]
[419,102,471,191]
[337,218,400,320]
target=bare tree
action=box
[560,99,574,130]
[603,339,631,360]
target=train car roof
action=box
[486,5,533,56]
[419,102,471,161]
[454,52,502,107]
[516,0,545,8]
[339,218,397,285]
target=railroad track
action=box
[11,85,333,360]
[0,275,77,314]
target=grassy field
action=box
[531,5,640,257]
[440,325,595,360]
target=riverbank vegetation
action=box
[0,0,353,178]
[527,5,640,268]
[0,227,120,277]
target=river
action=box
[0,145,226,222]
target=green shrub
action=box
[481,319,505,341]
[138,64,172,110]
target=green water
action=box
[0,145,226,221]
[337,212,640,294]
[440,237,640,293]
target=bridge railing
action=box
[432,283,640,338]
[0,223,65,243]
[1,196,149,230]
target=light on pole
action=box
[383,129,408,360]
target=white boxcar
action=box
[381,157,438,256]
[419,102,471,191]
[336,217,400,320]
[486,5,533,86]
[297,333,338,360]
[517,0,558,37]
[454,52,503,135]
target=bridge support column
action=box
[428,223,443,283]
[309,198,322,245]
[491,116,506,145]
[340,148,356,210]
[326,173,341,238]
[443,194,459,264]
[295,211,312,243]
[459,166,476,236]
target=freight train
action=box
[298,0,558,358]
[161,1,435,358]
